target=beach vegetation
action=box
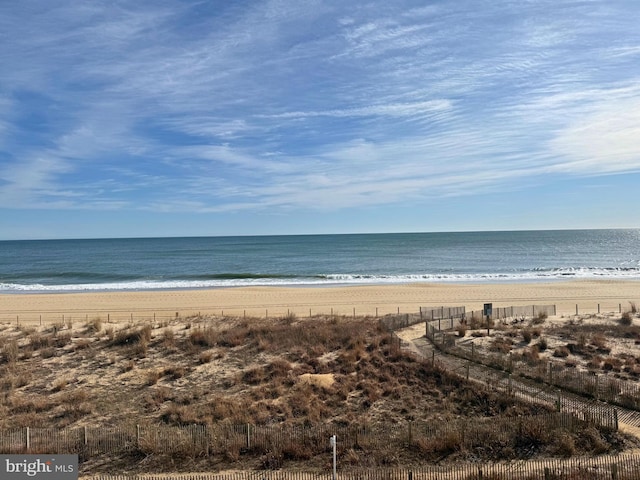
[536,337,548,352]
[553,346,570,358]
[0,310,637,473]
[85,316,102,334]
[456,321,467,338]
[619,311,633,326]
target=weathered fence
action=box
[1,413,595,458]
[426,316,640,412]
[80,453,640,480]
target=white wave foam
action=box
[1,267,640,293]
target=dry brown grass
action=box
[0,313,635,474]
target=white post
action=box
[330,435,337,480]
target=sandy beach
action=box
[1,279,639,324]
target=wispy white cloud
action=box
[1,0,640,231]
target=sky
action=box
[1,0,640,240]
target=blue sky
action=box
[1,0,640,240]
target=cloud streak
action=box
[1,0,640,235]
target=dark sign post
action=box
[483,303,492,335]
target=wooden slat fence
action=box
[421,306,466,321]
[446,336,640,411]
[80,453,640,479]
[422,304,640,412]
[0,413,603,458]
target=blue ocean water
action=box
[0,230,639,292]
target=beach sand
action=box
[1,279,639,324]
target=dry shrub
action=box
[603,357,623,372]
[489,337,512,354]
[243,366,267,385]
[630,302,638,314]
[53,332,72,348]
[620,311,633,326]
[521,346,540,364]
[29,332,52,350]
[457,324,467,338]
[553,346,570,358]
[111,325,152,347]
[536,337,548,352]
[10,395,52,414]
[268,358,291,377]
[74,338,92,351]
[52,377,68,392]
[146,369,162,385]
[590,333,609,352]
[413,430,463,458]
[198,351,213,364]
[188,326,218,348]
[122,360,135,372]
[468,315,481,329]
[164,366,186,380]
[162,328,176,349]
[531,312,547,325]
[2,339,19,365]
[160,403,201,425]
[40,347,56,358]
[85,317,102,334]
[551,432,576,457]
[521,329,533,344]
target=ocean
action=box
[0,229,639,293]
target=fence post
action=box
[136,424,140,448]
[614,409,619,431]
[611,463,618,480]
[25,426,30,451]
[246,423,251,449]
[84,426,88,446]
[544,467,551,480]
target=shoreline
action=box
[1,279,639,324]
